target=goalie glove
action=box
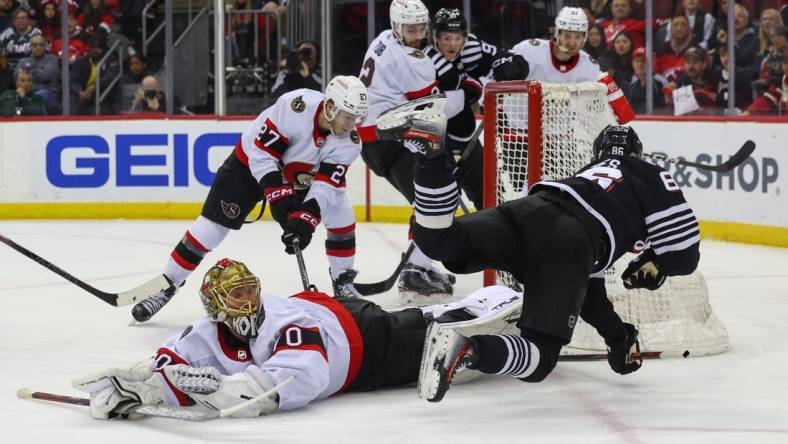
[605,322,642,375]
[621,249,667,290]
[72,360,166,420]
[163,364,279,418]
[377,95,448,159]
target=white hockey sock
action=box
[164,216,230,286]
[408,243,434,269]
[494,334,540,378]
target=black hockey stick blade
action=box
[677,140,755,172]
[0,233,119,306]
[558,350,691,361]
[355,243,416,296]
[17,388,218,421]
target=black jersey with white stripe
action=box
[530,155,700,276]
[458,33,498,79]
[424,44,463,91]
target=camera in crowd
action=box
[285,46,313,73]
[144,89,158,100]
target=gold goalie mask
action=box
[200,258,263,339]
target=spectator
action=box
[712,3,759,70]
[0,46,12,91]
[586,0,612,21]
[713,44,758,110]
[0,69,45,115]
[130,75,167,113]
[663,46,717,112]
[782,0,788,26]
[70,33,117,114]
[596,0,647,48]
[227,0,255,63]
[116,53,147,110]
[753,25,788,96]
[743,47,787,115]
[758,8,784,56]
[655,14,693,83]
[51,12,87,62]
[77,0,114,38]
[118,0,144,44]
[600,31,634,86]
[584,23,608,60]
[624,46,666,114]
[0,8,42,65]
[38,0,63,42]
[665,0,716,50]
[0,0,13,33]
[15,33,59,113]
[270,39,321,99]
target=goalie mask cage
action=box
[482,81,729,356]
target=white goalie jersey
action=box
[153,291,363,411]
[512,38,600,83]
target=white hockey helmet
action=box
[390,0,429,44]
[554,6,589,38]
[324,75,368,121]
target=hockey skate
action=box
[131,275,178,322]
[332,269,363,299]
[398,264,456,306]
[418,321,478,403]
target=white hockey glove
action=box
[72,360,166,420]
[163,364,279,418]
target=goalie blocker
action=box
[380,97,701,402]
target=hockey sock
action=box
[164,216,230,285]
[472,334,541,378]
[326,223,356,279]
[413,153,459,230]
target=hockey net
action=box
[482,81,729,357]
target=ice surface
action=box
[1,220,787,443]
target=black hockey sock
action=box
[413,152,459,230]
[472,334,540,378]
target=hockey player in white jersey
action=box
[358,0,468,304]
[71,258,523,419]
[129,76,369,323]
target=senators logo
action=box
[291,95,306,113]
[409,49,425,59]
[349,129,360,144]
[529,39,540,46]
[220,200,241,219]
[294,172,314,191]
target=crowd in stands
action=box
[0,0,785,117]
[581,0,787,115]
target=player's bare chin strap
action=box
[471,330,562,382]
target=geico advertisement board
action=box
[631,120,786,227]
[20,119,247,202]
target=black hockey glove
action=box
[492,52,529,81]
[621,249,667,290]
[262,172,301,230]
[282,199,321,254]
[606,322,642,375]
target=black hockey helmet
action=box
[593,125,643,159]
[433,8,467,37]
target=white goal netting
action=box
[483,81,729,356]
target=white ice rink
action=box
[1,220,787,444]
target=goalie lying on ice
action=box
[71,258,522,419]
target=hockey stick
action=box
[644,140,755,173]
[16,388,216,421]
[0,233,171,307]
[293,239,317,292]
[558,350,691,361]
[455,121,485,215]
[355,242,416,296]
[219,374,295,418]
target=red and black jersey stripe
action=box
[273,324,328,362]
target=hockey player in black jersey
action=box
[373,96,701,402]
